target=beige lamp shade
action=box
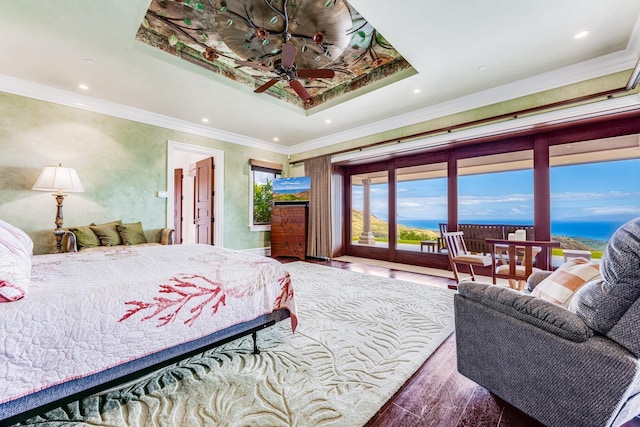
[32,164,84,194]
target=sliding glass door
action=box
[550,138,640,259]
[457,151,534,227]
[350,171,389,249]
[395,163,447,252]
[340,118,640,271]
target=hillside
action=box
[551,235,607,252]
[351,209,439,241]
[273,190,310,202]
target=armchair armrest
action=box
[457,280,593,342]
[159,228,174,245]
[63,230,79,253]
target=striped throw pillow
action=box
[531,257,601,307]
[0,219,33,257]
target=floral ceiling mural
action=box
[136,0,414,110]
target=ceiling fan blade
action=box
[297,68,335,79]
[255,78,279,93]
[236,60,273,72]
[289,79,314,105]
[281,43,296,69]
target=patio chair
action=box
[486,239,562,291]
[443,231,493,287]
[437,223,448,253]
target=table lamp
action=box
[32,164,84,253]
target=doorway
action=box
[194,157,215,245]
[167,141,225,246]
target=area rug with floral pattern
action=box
[17,261,455,427]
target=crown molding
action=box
[1,37,639,160]
[290,48,640,156]
[0,74,289,155]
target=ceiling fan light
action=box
[312,32,325,45]
[204,47,218,61]
[255,27,270,41]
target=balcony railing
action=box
[456,224,535,255]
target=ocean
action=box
[397,219,628,242]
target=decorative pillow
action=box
[0,219,34,256]
[531,257,601,307]
[68,225,101,250]
[90,223,123,246]
[117,222,148,245]
[90,220,123,226]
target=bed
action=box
[0,242,297,426]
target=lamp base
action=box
[53,229,65,254]
[52,193,67,254]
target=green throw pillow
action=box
[90,220,123,226]
[89,223,123,246]
[117,222,148,245]
[69,225,101,250]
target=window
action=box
[550,140,640,256]
[340,116,640,270]
[350,171,388,247]
[458,151,534,225]
[395,163,447,251]
[249,160,282,231]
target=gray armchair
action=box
[454,218,640,427]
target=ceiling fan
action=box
[237,43,335,105]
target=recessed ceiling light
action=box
[78,84,89,90]
[574,31,589,39]
[273,137,279,142]
[201,118,209,123]
[413,89,421,94]
[325,119,332,124]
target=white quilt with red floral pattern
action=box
[0,244,296,406]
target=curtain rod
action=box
[290,63,640,166]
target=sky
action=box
[352,158,640,225]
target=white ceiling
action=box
[1,0,639,155]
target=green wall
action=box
[2,71,637,254]
[0,91,286,255]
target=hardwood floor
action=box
[277,257,640,427]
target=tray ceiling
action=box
[137,0,414,109]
